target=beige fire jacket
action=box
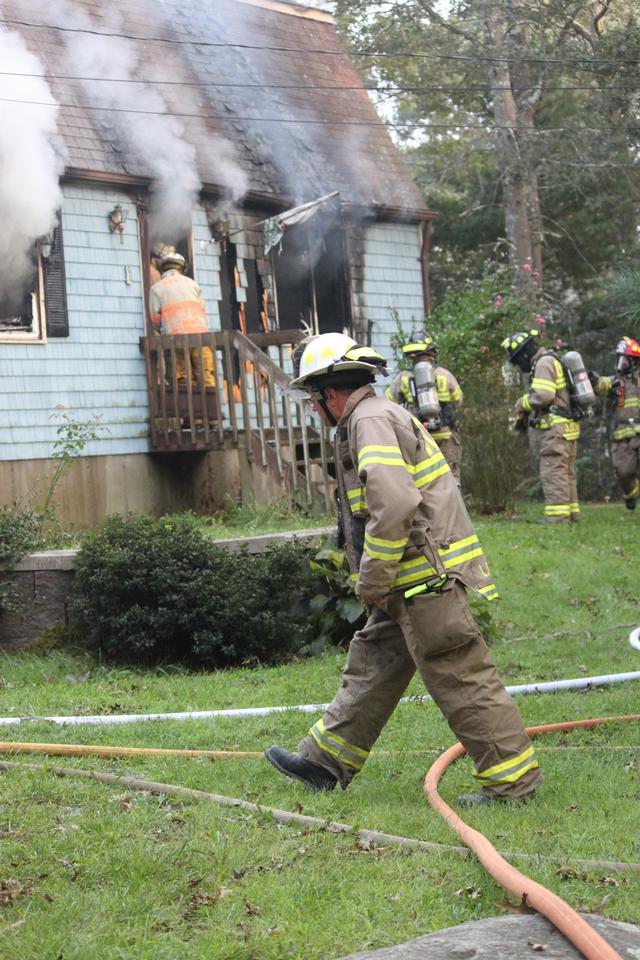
[515,348,580,440]
[595,369,640,441]
[149,270,208,336]
[334,385,497,601]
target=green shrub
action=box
[72,513,315,667]
[302,541,366,654]
[0,503,42,564]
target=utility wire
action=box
[0,69,637,95]
[0,95,635,137]
[2,14,640,66]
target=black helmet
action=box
[501,329,541,373]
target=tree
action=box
[335,0,640,297]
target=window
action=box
[271,223,351,335]
[0,221,69,343]
[0,246,45,342]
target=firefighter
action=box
[503,329,580,524]
[149,252,215,388]
[265,332,542,806]
[385,335,464,483]
[590,336,640,510]
[149,242,174,286]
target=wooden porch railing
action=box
[140,329,335,511]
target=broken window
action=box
[271,223,350,335]
[0,222,68,342]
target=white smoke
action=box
[0,27,63,311]
[29,0,247,238]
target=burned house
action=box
[0,0,435,526]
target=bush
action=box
[302,541,366,655]
[72,513,315,667]
[0,503,42,565]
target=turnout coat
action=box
[334,385,497,602]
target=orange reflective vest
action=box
[149,270,208,336]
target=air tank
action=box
[562,350,596,409]
[414,359,441,423]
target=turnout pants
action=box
[175,346,215,387]
[539,426,579,522]
[435,432,462,485]
[298,582,542,798]
[612,436,640,501]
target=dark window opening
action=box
[272,223,350,335]
[218,239,240,332]
[0,258,38,334]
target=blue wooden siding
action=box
[0,188,424,463]
[362,222,425,372]
[0,184,149,462]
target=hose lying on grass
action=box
[1,714,639,960]
[1,629,638,959]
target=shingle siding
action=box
[0,184,150,463]
[362,222,425,373]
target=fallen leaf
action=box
[293,801,303,814]
[527,941,547,951]
[244,899,261,917]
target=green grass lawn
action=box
[0,504,639,959]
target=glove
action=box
[587,370,599,389]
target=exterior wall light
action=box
[108,203,127,243]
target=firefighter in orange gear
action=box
[386,335,463,482]
[149,252,215,388]
[590,336,640,510]
[265,332,542,806]
[503,329,581,524]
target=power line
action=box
[2,14,640,67]
[0,69,636,96]
[2,95,636,138]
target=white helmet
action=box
[289,333,387,390]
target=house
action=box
[0,0,435,527]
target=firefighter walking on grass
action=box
[503,329,587,524]
[386,335,464,483]
[265,332,542,806]
[149,252,215,388]
[590,336,640,511]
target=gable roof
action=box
[8,0,431,214]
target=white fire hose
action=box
[0,626,637,728]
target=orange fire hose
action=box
[424,715,640,960]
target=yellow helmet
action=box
[402,335,437,359]
[289,333,387,391]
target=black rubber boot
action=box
[456,790,536,808]
[264,745,337,793]
[625,497,637,511]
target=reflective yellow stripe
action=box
[570,502,580,514]
[364,531,407,561]
[520,395,532,413]
[358,444,405,470]
[438,535,484,570]
[544,504,571,516]
[613,425,640,440]
[451,386,462,402]
[309,719,368,771]
[392,556,438,588]
[531,378,556,391]
[430,430,452,441]
[474,746,538,785]
[436,374,450,402]
[624,482,640,499]
[347,487,367,512]
[478,583,499,600]
[552,359,567,388]
[412,451,450,488]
